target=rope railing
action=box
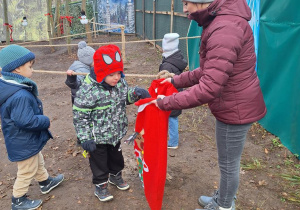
[16,25,124,46]
[0,69,157,78]
[0,36,201,49]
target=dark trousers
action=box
[89,142,124,184]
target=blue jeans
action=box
[168,117,179,147]
[215,119,252,208]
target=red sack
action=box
[134,79,178,210]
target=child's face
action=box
[104,71,121,86]
[14,60,34,78]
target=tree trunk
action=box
[65,0,71,54]
[49,0,55,38]
[3,0,10,44]
[47,0,54,52]
[81,0,93,43]
[55,0,61,37]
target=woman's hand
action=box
[150,95,165,108]
[160,78,172,84]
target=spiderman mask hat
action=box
[93,44,125,83]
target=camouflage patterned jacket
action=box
[73,75,139,146]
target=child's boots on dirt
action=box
[39,174,64,194]
[108,171,130,190]
[11,194,42,210]
[94,182,113,202]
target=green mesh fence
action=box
[134,0,191,60]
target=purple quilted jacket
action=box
[157,0,266,124]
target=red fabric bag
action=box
[134,79,178,210]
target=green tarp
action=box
[187,20,202,70]
[258,0,300,156]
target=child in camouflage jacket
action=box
[72,44,150,202]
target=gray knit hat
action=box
[162,33,179,53]
[184,0,214,3]
[77,41,95,66]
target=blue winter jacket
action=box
[0,78,52,162]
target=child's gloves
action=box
[66,69,75,76]
[81,140,97,152]
[134,87,151,99]
[156,70,175,79]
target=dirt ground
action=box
[0,34,299,210]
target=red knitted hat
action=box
[93,44,124,83]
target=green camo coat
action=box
[73,75,139,146]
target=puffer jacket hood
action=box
[0,77,28,106]
[189,0,251,27]
[162,50,187,73]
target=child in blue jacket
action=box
[0,45,64,210]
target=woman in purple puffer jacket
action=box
[152,0,266,209]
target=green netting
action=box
[145,0,153,10]
[135,0,143,10]
[134,0,190,60]
[135,12,143,37]
[156,1,171,11]
[156,14,171,40]
[145,13,153,40]
[174,0,184,13]
[174,17,192,61]
[258,0,300,156]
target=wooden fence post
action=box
[121,26,127,63]
[170,0,174,33]
[143,0,145,39]
[153,0,156,47]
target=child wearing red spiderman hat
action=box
[72,44,150,202]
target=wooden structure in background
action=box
[81,0,93,44]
